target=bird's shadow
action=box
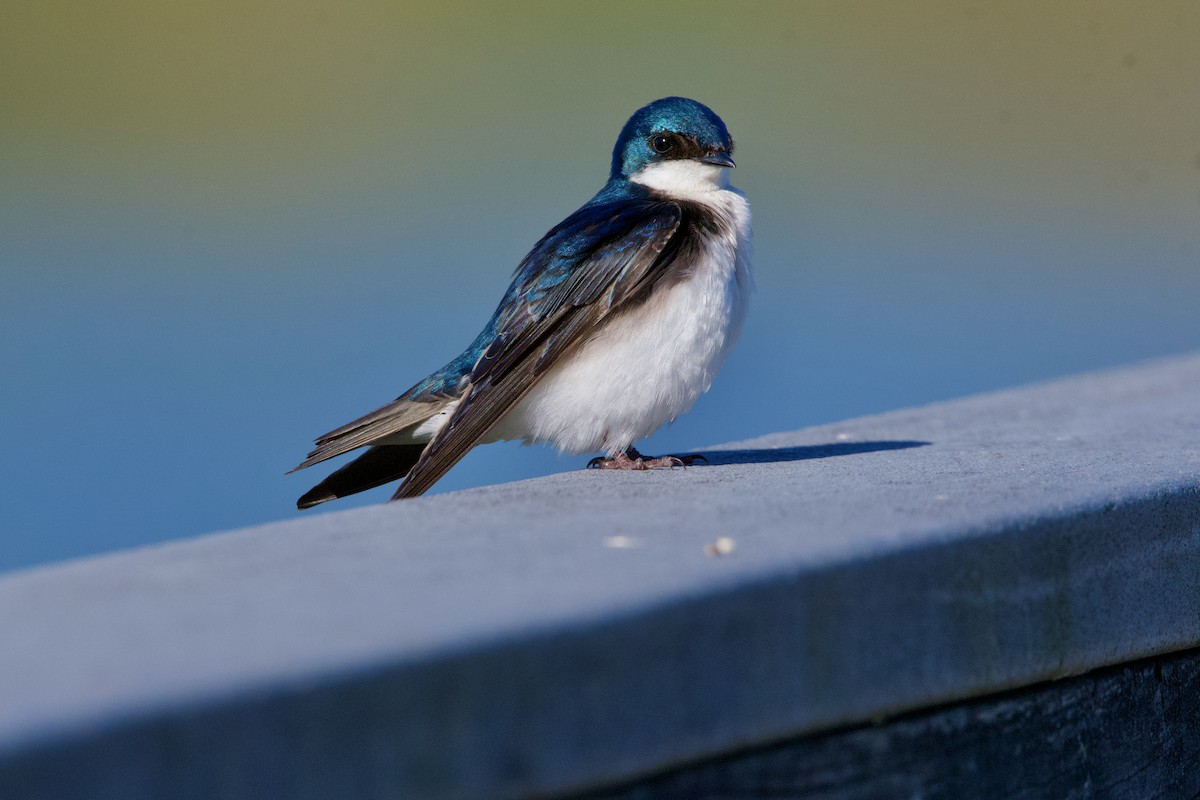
[693,439,930,467]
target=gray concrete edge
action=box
[3,481,1199,800]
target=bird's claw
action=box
[586,450,708,470]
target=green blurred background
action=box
[2,1,1198,571]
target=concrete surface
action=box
[1,352,1199,799]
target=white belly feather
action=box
[491,164,752,455]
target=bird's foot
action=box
[587,446,708,470]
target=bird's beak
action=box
[697,151,735,168]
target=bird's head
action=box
[610,97,735,195]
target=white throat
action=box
[630,160,731,201]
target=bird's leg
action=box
[587,445,708,470]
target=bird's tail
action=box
[296,444,426,509]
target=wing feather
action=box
[290,395,446,472]
[392,200,685,499]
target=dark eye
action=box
[650,134,674,154]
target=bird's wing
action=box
[290,393,449,472]
[392,198,686,499]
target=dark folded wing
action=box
[392,198,686,499]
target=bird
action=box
[292,97,752,508]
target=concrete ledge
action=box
[2,353,1199,799]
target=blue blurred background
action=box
[2,2,1198,572]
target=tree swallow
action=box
[293,97,752,507]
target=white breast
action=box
[489,163,752,455]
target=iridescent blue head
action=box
[610,97,735,181]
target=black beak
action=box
[697,151,736,168]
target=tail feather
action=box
[289,398,444,473]
[297,444,425,509]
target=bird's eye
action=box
[650,135,674,154]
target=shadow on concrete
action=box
[696,440,931,466]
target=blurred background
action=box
[2,1,1198,572]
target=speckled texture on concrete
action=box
[1,353,1198,800]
